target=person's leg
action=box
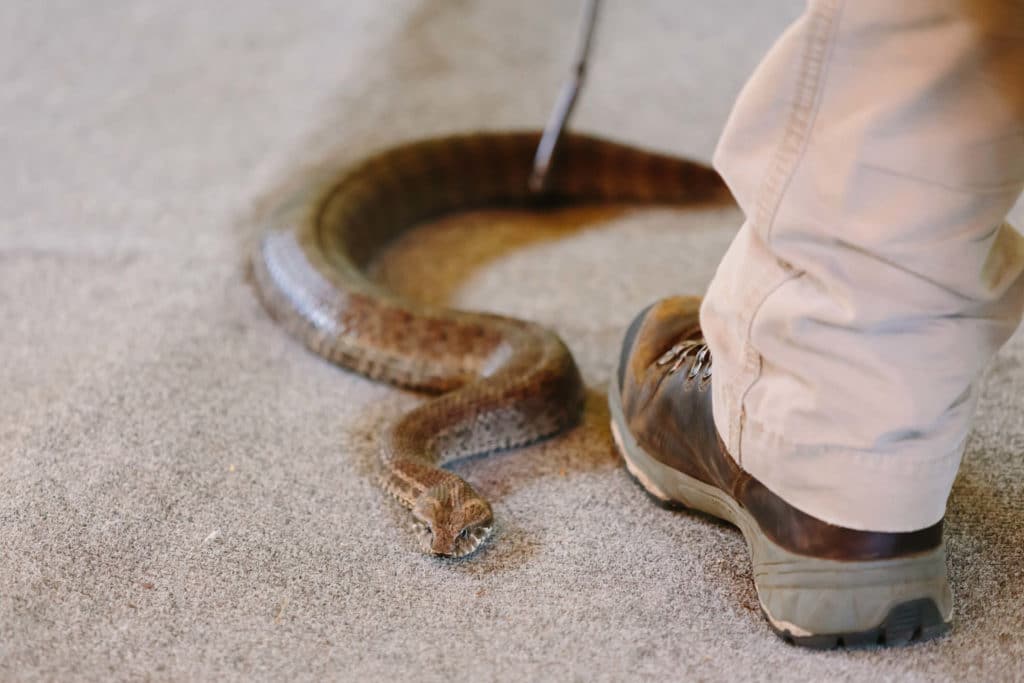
[702,0,1024,533]
[610,0,1024,647]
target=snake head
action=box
[410,481,493,558]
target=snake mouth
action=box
[411,520,493,558]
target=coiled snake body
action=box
[252,131,726,556]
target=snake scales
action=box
[252,131,727,557]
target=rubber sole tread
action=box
[769,599,949,649]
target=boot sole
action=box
[607,373,953,649]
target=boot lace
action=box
[655,338,712,385]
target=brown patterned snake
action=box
[251,131,728,556]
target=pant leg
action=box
[701,0,1024,532]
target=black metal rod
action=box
[529,0,601,194]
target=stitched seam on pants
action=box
[752,2,842,238]
[732,0,845,465]
[733,270,802,461]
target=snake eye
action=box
[458,528,469,539]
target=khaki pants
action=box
[701,0,1024,532]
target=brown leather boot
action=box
[609,296,953,648]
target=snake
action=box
[251,131,728,557]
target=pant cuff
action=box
[737,417,960,533]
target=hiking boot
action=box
[608,296,953,648]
